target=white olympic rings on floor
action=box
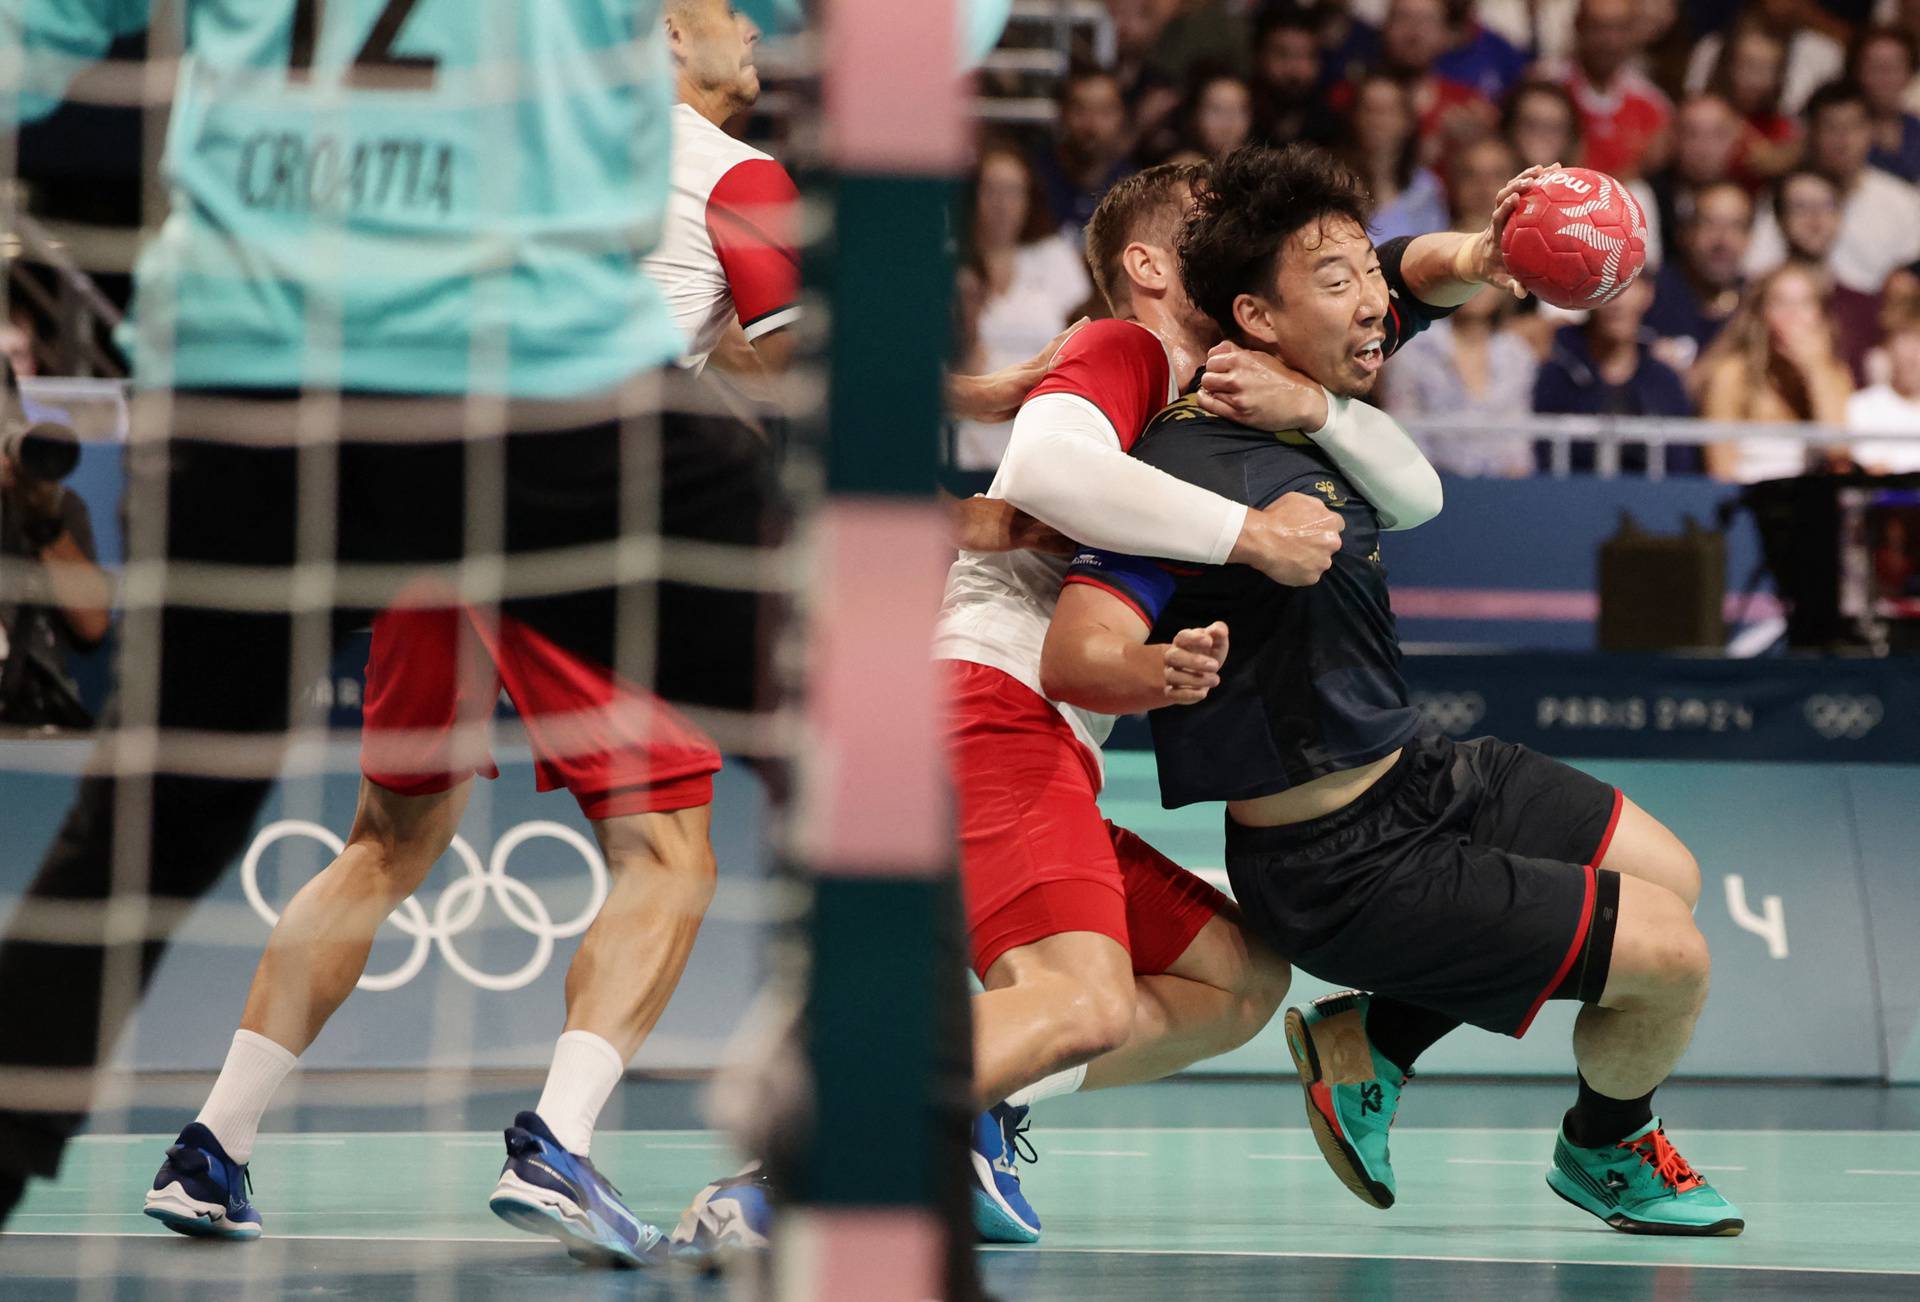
[240,820,608,993]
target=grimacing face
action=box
[1242,218,1390,399]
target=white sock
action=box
[194,1030,298,1164]
[1005,1063,1086,1110]
[534,1030,627,1156]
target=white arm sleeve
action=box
[995,392,1248,565]
[1306,389,1444,531]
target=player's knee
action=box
[1222,949,1290,1049]
[1633,914,1711,1008]
[1056,978,1136,1063]
[341,825,442,902]
[1662,844,1702,910]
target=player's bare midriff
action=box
[1227,748,1403,828]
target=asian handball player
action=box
[1042,145,1743,1237]
[935,162,1456,1244]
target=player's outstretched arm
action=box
[1194,344,1443,531]
[947,318,1088,424]
[1040,582,1228,715]
[942,491,1075,556]
[1398,163,1554,306]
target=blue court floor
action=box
[5,1079,1918,1299]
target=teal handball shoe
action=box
[1283,991,1405,1209]
[1547,1118,1745,1236]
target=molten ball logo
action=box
[1499,167,1647,310]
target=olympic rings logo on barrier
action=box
[1410,691,1487,737]
[1802,694,1884,741]
[241,821,607,993]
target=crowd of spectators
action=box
[955,0,1920,482]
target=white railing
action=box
[1407,414,1918,481]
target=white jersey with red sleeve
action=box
[935,318,1234,765]
[641,103,800,371]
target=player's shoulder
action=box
[1056,317,1168,365]
[672,104,779,185]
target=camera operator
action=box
[0,411,111,728]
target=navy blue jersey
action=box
[1063,235,1451,808]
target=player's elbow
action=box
[1038,634,1092,708]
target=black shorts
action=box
[1224,731,1624,1037]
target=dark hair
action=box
[1178,143,1371,338]
[1804,78,1870,124]
[1706,16,1787,119]
[1084,161,1210,314]
[964,136,1057,251]
[1253,0,1318,46]
[1770,166,1837,227]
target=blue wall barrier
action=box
[1,652,1914,1081]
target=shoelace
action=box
[1617,1126,1703,1194]
[1004,1113,1039,1167]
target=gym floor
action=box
[6,1078,1918,1299]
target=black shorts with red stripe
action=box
[1223,729,1624,1038]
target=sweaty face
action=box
[1253,218,1390,399]
[680,1,760,110]
[1779,174,1841,262]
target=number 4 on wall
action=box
[1723,874,1789,959]
[290,0,437,89]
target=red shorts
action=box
[944,661,1231,978]
[360,597,722,819]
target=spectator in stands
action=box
[0,307,39,382]
[0,407,112,727]
[1746,80,1920,296]
[1639,95,1745,268]
[1774,168,1883,382]
[1382,282,1538,476]
[1501,79,1583,169]
[1250,2,1338,147]
[1317,0,1383,96]
[1644,180,1751,374]
[1846,307,1920,472]
[1686,0,1845,117]
[1556,0,1672,180]
[1444,134,1519,232]
[1107,0,1184,158]
[1698,261,1854,483]
[1852,25,1920,183]
[1373,0,1495,155]
[1431,0,1530,104]
[1338,72,1449,242]
[953,141,1093,469]
[1177,68,1254,161]
[1703,16,1802,184]
[1535,277,1697,475]
[1478,0,1579,67]
[1034,66,1137,232]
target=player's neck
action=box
[679,80,741,129]
[1131,301,1208,383]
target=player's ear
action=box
[664,9,689,62]
[1233,292,1279,347]
[1121,241,1168,294]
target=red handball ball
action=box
[1498,168,1648,310]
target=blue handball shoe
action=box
[487,1111,668,1268]
[970,1102,1041,1243]
[142,1122,263,1240]
[671,1162,775,1260]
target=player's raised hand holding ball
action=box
[1494,166,1650,310]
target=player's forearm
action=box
[1039,621,1171,716]
[1308,397,1443,530]
[1397,230,1494,307]
[999,396,1246,565]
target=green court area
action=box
[7,1082,1919,1300]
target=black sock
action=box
[1563,1073,1656,1148]
[1363,997,1461,1076]
[0,1169,26,1229]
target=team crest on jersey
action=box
[1315,480,1347,506]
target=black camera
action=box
[1,421,81,483]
